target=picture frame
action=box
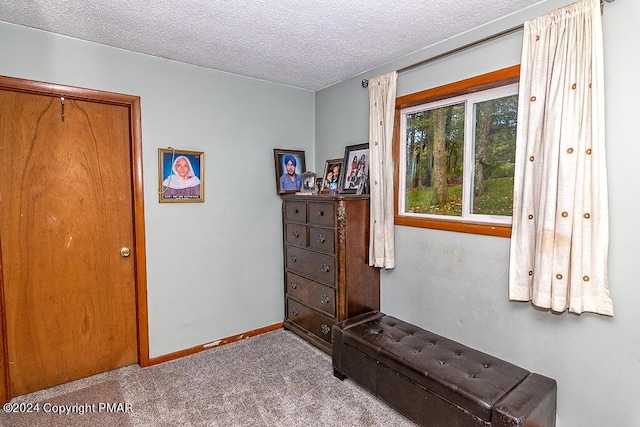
[340,143,370,194]
[320,158,343,193]
[159,148,204,203]
[273,149,306,194]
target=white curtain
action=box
[509,0,613,315]
[368,72,398,269]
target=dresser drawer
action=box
[287,298,334,344]
[308,202,335,227]
[285,246,336,286]
[285,223,306,246]
[286,272,336,317]
[309,227,334,253]
[284,201,306,223]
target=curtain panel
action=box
[509,0,613,315]
[368,72,398,269]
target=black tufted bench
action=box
[332,311,557,427]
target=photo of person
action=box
[273,149,306,194]
[345,153,367,189]
[280,154,302,190]
[321,158,343,193]
[159,149,204,202]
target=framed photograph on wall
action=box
[158,148,204,203]
[340,143,369,194]
[273,149,306,194]
[320,158,343,193]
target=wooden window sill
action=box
[394,216,512,238]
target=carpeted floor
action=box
[0,329,417,426]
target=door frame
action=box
[0,75,150,403]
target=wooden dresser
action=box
[281,194,380,353]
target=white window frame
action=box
[398,83,519,226]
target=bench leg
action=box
[333,367,346,381]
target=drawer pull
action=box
[291,308,299,316]
[320,294,330,304]
[290,255,297,263]
[320,263,330,273]
[294,209,299,214]
[289,282,298,290]
[316,234,326,244]
[317,211,324,217]
[292,230,300,238]
[321,324,331,335]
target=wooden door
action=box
[0,88,138,396]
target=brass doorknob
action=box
[120,247,131,257]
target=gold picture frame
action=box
[158,148,204,203]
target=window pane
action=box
[472,95,517,216]
[404,103,465,216]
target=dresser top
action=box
[281,194,369,201]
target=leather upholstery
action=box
[333,311,557,427]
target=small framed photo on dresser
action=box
[274,149,306,194]
[320,158,343,194]
[340,143,369,194]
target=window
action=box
[393,66,520,237]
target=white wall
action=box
[0,22,315,358]
[316,1,640,426]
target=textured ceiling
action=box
[1,0,547,91]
